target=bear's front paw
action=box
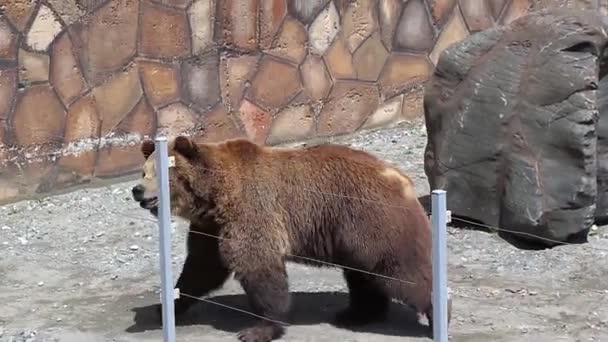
[237,324,283,342]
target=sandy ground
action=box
[1,120,608,342]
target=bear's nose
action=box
[131,185,145,201]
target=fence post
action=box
[431,189,448,342]
[155,136,176,342]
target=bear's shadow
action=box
[126,291,430,338]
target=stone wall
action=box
[0,0,531,204]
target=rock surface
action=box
[424,9,608,246]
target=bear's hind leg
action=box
[234,263,290,342]
[333,270,390,327]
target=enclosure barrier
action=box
[152,137,452,342]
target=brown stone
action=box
[193,105,242,143]
[352,31,389,82]
[115,97,157,138]
[50,31,87,107]
[92,62,143,135]
[267,17,307,65]
[157,102,198,138]
[2,0,38,32]
[58,94,101,177]
[94,145,145,178]
[139,1,191,59]
[300,54,332,102]
[26,5,63,52]
[267,104,314,145]
[238,99,271,144]
[394,0,435,52]
[363,95,403,129]
[0,19,18,60]
[401,85,425,121]
[182,52,221,112]
[248,56,301,110]
[429,8,469,64]
[77,0,139,84]
[139,60,180,108]
[379,54,433,98]
[0,68,17,120]
[18,49,50,84]
[318,81,380,136]
[489,0,508,20]
[461,0,495,32]
[260,0,287,49]
[219,54,258,112]
[378,0,402,51]
[288,0,329,24]
[11,84,66,147]
[428,0,457,24]
[342,0,377,53]
[500,0,531,25]
[151,0,192,8]
[216,0,259,51]
[324,33,356,80]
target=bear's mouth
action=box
[139,197,159,215]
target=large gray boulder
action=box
[423,9,608,247]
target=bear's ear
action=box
[173,136,199,160]
[141,140,155,159]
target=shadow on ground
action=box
[126,291,430,338]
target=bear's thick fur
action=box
[131,136,445,342]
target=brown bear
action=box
[131,135,447,342]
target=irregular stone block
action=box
[248,56,301,110]
[11,84,66,147]
[189,0,216,55]
[94,145,145,178]
[489,0,508,20]
[157,102,197,138]
[92,62,143,135]
[50,31,87,107]
[324,33,356,79]
[139,60,180,108]
[77,0,138,84]
[300,54,332,102]
[379,53,433,98]
[428,0,457,25]
[26,5,63,52]
[219,54,258,112]
[429,8,469,64]
[181,52,221,112]
[238,99,271,144]
[139,1,191,59]
[216,0,259,51]
[193,105,242,143]
[461,0,495,32]
[394,0,435,52]
[363,95,403,129]
[401,85,425,121]
[288,0,329,24]
[378,0,402,51]
[0,18,18,60]
[115,97,157,138]
[309,1,340,55]
[342,0,377,53]
[500,0,531,25]
[0,68,17,120]
[260,0,287,49]
[424,10,605,245]
[267,104,315,145]
[47,0,85,25]
[318,80,380,136]
[353,31,389,82]
[267,17,307,64]
[18,49,50,84]
[2,0,38,32]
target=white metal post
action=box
[155,137,176,342]
[431,189,448,342]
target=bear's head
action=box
[131,136,215,219]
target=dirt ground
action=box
[1,120,607,342]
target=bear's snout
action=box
[131,184,145,201]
